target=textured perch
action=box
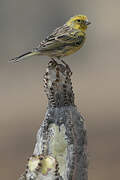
[18,60,88,180]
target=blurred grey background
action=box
[0,0,120,179]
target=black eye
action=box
[77,19,81,22]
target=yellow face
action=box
[66,15,91,31]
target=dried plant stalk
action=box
[18,60,88,180]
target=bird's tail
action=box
[9,51,40,63]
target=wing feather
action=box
[33,24,85,54]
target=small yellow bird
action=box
[10,15,91,63]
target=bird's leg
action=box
[51,58,57,64]
[60,59,72,75]
[58,58,69,67]
[60,59,67,66]
[48,58,58,68]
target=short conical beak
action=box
[85,21,91,25]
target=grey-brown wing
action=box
[34,25,78,52]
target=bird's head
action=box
[66,15,91,32]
